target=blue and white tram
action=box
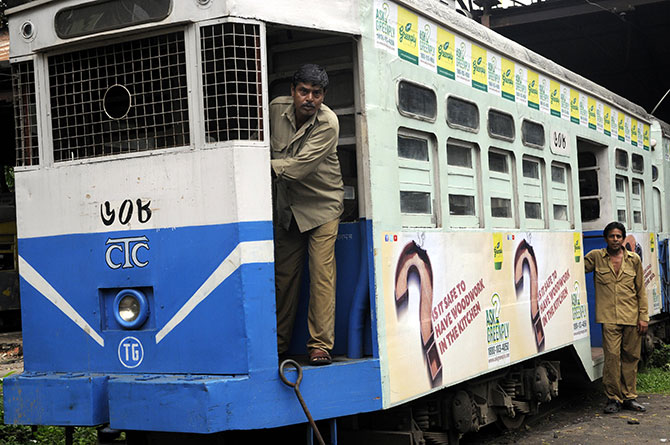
[3,0,669,443]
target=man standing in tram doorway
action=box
[269,64,344,366]
[584,221,648,414]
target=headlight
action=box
[113,289,149,329]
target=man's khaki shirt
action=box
[270,96,344,233]
[584,248,648,325]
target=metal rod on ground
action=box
[65,426,74,445]
[279,359,327,445]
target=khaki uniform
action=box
[585,248,647,403]
[270,96,343,354]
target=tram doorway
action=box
[265,27,372,359]
[577,137,610,351]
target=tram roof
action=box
[399,0,651,123]
[6,0,655,123]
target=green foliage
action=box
[0,381,98,445]
[647,342,670,370]
[637,367,670,394]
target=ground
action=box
[0,331,22,377]
[464,379,670,445]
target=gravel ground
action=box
[464,379,670,445]
[0,331,22,377]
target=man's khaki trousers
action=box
[274,218,338,355]
[602,323,642,403]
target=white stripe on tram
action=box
[155,240,274,344]
[18,256,105,347]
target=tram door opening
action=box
[577,138,610,349]
[266,28,370,356]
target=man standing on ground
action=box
[270,64,343,366]
[584,221,648,413]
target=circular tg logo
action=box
[118,336,144,368]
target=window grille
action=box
[49,31,189,162]
[12,60,39,166]
[201,22,263,142]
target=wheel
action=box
[496,412,526,431]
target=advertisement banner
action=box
[515,64,528,104]
[643,123,650,151]
[527,69,539,110]
[381,231,588,405]
[618,112,625,142]
[570,89,580,124]
[624,233,663,316]
[631,118,638,147]
[471,44,488,92]
[539,75,550,114]
[436,27,455,79]
[455,36,472,85]
[596,101,604,133]
[560,84,570,121]
[374,0,397,54]
[397,6,419,64]
[624,115,631,144]
[637,121,644,150]
[579,93,588,127]
[501,58,515,101]
[487,51,502,95]
[550,79,561,117]
[604,105,612,136]
[588,97,596,130]
[612,109,619,140]
[418,17,437,71]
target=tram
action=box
[3,0,669,443]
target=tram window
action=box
[491,198,512,217]
[398,130,438,228]
[579,170,599,196]
[554,204,569,221]
[525,202,542,219]
[488,109,515,141]
[523,159,539,179]
[552,162,573,227]
[522,156,545,228]
[521,120,544,148]
[551,165,565,183]
[617,209,626,223]
[398,135,429,161]
[631,154,644,173]
[50,31,191,162]
[447,96,479,131]
[449,195,475,215]
[400,191,432,214]
[577,152,597,168]
[55,0,172,39]
[632,181,641,195]
[488,151,508,173]
[12,60,39,166]
[447,144,472,167]
[202,23,263,143]
[397,81,437,121]
[615,177,625,193]
[615,149,628,169]
[630,178,644,230]
[580,200,599,221]
[652,166,659,181]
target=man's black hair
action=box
[603,221,626,239]
[291,64,329,91]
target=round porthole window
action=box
[103,84,132,120]
[21,21,35,40]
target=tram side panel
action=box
[363,0,592,410]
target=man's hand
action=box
[637,320,648,335]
